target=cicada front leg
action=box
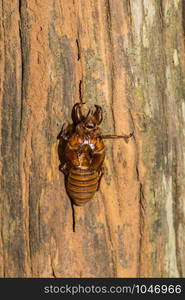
[57,121,72,140]
[101,131,134,143]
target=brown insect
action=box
[58,103,133,206]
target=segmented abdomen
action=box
[67,167,99,206]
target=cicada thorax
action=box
[65,134,104,206]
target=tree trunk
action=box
[0,0,185,278]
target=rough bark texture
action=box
[0,0,185,277]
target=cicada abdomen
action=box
[67,167,100,206]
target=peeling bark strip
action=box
[0,0,185,277]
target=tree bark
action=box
[0,0,185,277]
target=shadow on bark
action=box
[182,1,185,37]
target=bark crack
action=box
[76,38,81,61]
[77,42,83,104]
[101,191,117,277]
[77,40,83,103]
[79,79,83,103]
[18,0,32,277]
[129,111,146,277]
[0,0,5,278]
[127,0,133,29]
[50,254,57,278]
[28,176,33,275]
[136,156,146,277]
[73,0,83,104]
[19,1,33,277]
[0,208,5,277]
[18,0,24,134]
[172,141,182,277]
[106,0,115,133]
[182,0,185,39]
